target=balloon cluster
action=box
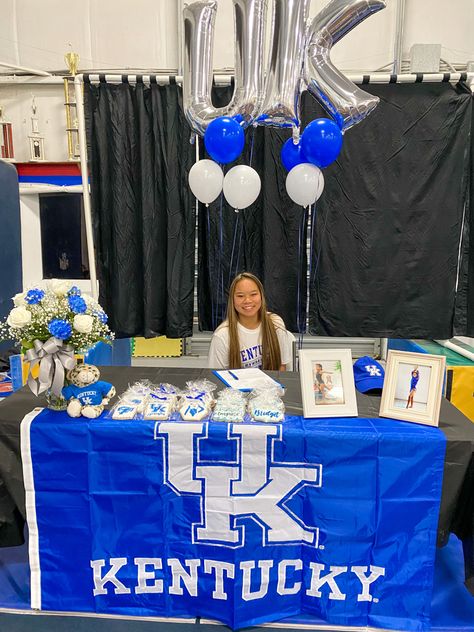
[282,118,342,206]
[185,0,386,209]
[189,115,342,210]
[188,116,261,211]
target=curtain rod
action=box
[0,72,471,87]
[80,72,472,86]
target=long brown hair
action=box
[218,272,283,370]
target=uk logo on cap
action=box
[353,356,385,393]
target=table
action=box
[0,367,473,627]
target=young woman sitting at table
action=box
[208,272,292,370]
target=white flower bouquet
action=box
[0,280,114,400]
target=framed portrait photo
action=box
[298,349,358,418]
[29,136,45,161]
[379,351,446,427]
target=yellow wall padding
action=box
[132,336,183,358]
[445,366,474,422]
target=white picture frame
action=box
[298,349,358,418]
[379,350,446,427]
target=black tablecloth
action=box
[1,367,474,589]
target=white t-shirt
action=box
[208,315,292,369]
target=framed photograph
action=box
[379,351,446,427]
[299,349,358,418]
[29,136,45,161]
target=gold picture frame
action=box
[379,350,446,427]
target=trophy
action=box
[64,51,81,160]
[28,95,45,161]
[0,105,15,161]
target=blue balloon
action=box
[204,116,245,164]
[280,138,307,171]
[301,118,343,168]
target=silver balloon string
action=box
[235,217,244,278]
[25,337,76,397]
[227,127,256,294]
[310,197,330,323]
[304,202,315,348]
[296,206,308,338]
[218,189,225,324]
[228,212,241,287]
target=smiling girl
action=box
[208,272,291,370]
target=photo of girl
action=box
[393,363,431,412]
[379,351,446,427]
[313,361,345,405]
[406,368,419,408]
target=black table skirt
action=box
[1,367,473,588]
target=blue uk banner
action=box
[21,409,446,630]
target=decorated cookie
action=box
[212,406,246,423]
[124,396,147,413]
[250,405,284,423]
[143,401,172,421]
[112,404,138,420]
[212,389,247,423]
[150,393,177,410]
[180,399,208,421]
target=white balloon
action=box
[285,163,324,207]
[188,159,224,204]
[223,165,261,210]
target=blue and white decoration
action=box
[21,410,445,630]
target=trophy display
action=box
[0,105,15,161]
[64,51,81,160]
[28,96,45,161]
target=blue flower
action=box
[25,288,45,305]
[95,310,108,324]
[48,319,72,340]
[68,286,81,296]
[68,295,87,314]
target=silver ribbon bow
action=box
[25,337,76,397]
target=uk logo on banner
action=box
[21,410,446,631]
[155,423,321,547]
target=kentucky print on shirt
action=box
[240,342,263,368]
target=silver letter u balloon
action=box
[183,0,386,135]
[183,0,267,136]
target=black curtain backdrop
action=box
[306,82,472,338]
[84,79,473,339]
[84,78,195,338]
[468,99,474,336]
[199,82,473,337]
[454,86,474,337]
